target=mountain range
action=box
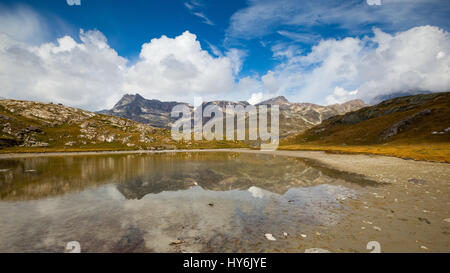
[99,94,368,137]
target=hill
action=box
[0,99,244,152]
[281,92,450,162]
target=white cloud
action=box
[0,5,448,111]
[192,12,214,26]
[260,25,450,104]
[326,87,358,104]
[367,0,382,6]
[247,92,264,105]
[0,4,49,44]
[0,6,248,110]
[277,30,321,44]
[123,31,243,103]
[356,26,450,101]
[0,29,127,110]
[227,0,450,40]
[184,1,214,25]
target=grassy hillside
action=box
[0,99,246,153]
[280,92,450,162]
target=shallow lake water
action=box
[0,152,373,252]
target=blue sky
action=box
[0,0,449,109]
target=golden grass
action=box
[279,143,450,163]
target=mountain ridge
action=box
[99,93,368,137]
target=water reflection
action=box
[0,152,365,252]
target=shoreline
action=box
[0,148,448,186]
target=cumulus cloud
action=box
[326,87,358,104]
[0,29,127,110]
[0,6,249,110]
[0,29,248,109]
[123,31,243,103]
[0,5,449,111]
[356,26,450,101]
[247,92,264,105]
[259,25,450,104]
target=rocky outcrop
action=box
[98,94,191,128]
[381,109,433,140]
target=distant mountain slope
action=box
[283,92,450,146]
[100,94,367,137]
[98,94,191,128]
[255,96,367,137]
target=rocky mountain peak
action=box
[114,93,144,108]
[257,96,289,105]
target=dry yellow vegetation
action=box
[280,143,450,163]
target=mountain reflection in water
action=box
[0,152,365,252]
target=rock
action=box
[30,142,49,147]
[26,126,42,133]
[408,178,426,184]
[373,226,382,231]
[443,218,450,223]
[305,248,331,253]
[0,114,10,120]
[169,239,184,246]
[264,233,276,241]
[300,234,307,238]
[105,135,115,143]
[381,109,433,140]
[65,141,76,146]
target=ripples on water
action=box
[0,152,369,252]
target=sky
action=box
[0,0,449,110]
